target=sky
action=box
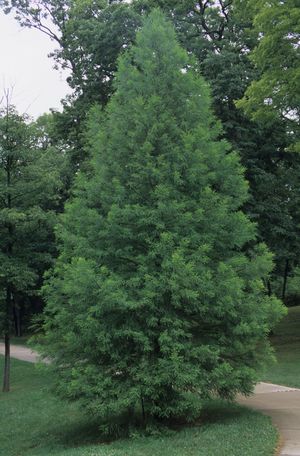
[0,11,71,118]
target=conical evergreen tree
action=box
[41,10,284,424]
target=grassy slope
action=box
[0,357,277,456]
[262,305,300,388]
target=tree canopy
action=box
[237,0,300,151]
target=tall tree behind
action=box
[0,100,65,391]
[40,11,283,425]
[1,0,141,169]
[237,0,300,152]
[235,0,300,299]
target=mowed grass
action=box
[0,357,277,456]
[0,336,29,346]
[262,305,300,388]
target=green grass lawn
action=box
[11,336,29,345]
[0,357,278,456]
[262,305,300,388]
[0,336,29,346]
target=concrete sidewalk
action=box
[0,343,39,363]
[239,382,300,456]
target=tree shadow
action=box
[35,398,251,453]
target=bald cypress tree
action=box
[41,10,284,424]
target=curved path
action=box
[1,344,300,455]
[0,342,39,363]
[238,383,300,456]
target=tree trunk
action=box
[282,259,289,302]
[2,333,10,392]
[140,392,146,427]
[3,287,11,392]
[3,97,13,392]
[13,301,22,337]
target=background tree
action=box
[40,11,283,426]
[0,97,65,391]
[235,0,300,299]
[1,0,141,169]
[237,0,300,152]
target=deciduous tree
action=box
[237,0,300,151]
[0,99,65,391]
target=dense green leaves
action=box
[0,105,65,340]
[40,11,284,424]
[237,0,300,151]
[1,0,141,168]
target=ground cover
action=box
[0,356,277,456]
[263,305,300,388]
[6,336,29,345]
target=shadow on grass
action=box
[54,420,107,447]
[201,400,252,425]
[42,399,248,453]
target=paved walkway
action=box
[238,382,300,456]
[0,343,39,363]
[1,345,300,455]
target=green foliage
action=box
[262,305,300,388]
[2,0,297,314]
[51,0,141,169]
[244,136,300,300]
[1,0,142,168]
[288,268,300,296]
[134,0,259,143]
[233,0,300,297]
[40,11,284,425]
[0,104,66,336]
[4,0,299,297]
[134,0,300,299]
[282,267,300,306]
[237,0,300,151]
